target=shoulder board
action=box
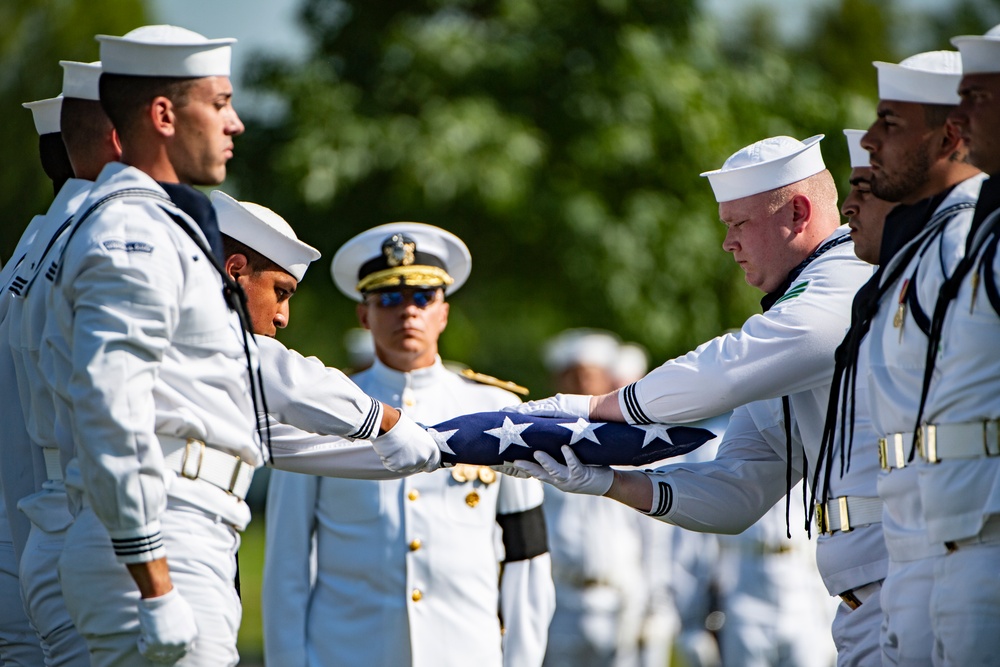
[459,368,529,396]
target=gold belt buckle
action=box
[922,425,938,464]
[815,502,830,535]
[227,456,243,495]
[878,438,888,471]
[182,438,205,480]
[838,496,852,533]
[839,589,862,610]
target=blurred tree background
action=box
[3,0,999,397]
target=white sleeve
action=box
[498,476,554,667]
[257,335,383,440]
[63,210,180,563]
[643,403,801,534]
[620,250,869,424]
[265,416,406,480]
[262,469,318,667]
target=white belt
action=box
[160,436,254,501]
[815,496,882,535]
[921,420,1000,463]
[43,447,63,482]
[878,432,916,470]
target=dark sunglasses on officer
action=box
[365,288,443,309]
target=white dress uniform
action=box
[910,175,1000,665]
[263,357,555,667]
[862,174,983,666]
[0,212,59,666]
[623,227,888,666]
[542,485,645,667]
[6,176,95,666]
[41,161,261,667]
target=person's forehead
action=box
[875,98,923,119]
[191,75,233,97]
[959,72,1000,92]
[849,167,874,186]
[719,192,768,220]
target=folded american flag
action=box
[428,412,715,467]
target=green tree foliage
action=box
[0,0,147,261]
[233,0,902,391]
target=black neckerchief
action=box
[760,232,853,313]
[878,185,954,266]
[810,186,972,533]
[157,182,224,263]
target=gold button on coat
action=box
[407,490,420,501]
[465,491,480,507]
[411,589,422,602]
[409,539,422,551]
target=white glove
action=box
[136,588,199,663]
[490,462,533,479]
[372,412,442,474]
[502,394,592,419]
[513,445,614,495]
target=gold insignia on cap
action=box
[465,490,481,507]
[383,234,416,267]
[460,368,529,396]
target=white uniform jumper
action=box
[621,228,888,666]
[0,210,62,666]
[6,177,95,666]
[916,175,1000,666]
[863,174,983,666]
[263,357,555,667]
[43,162,261,667]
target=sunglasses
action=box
[368,289,441,309]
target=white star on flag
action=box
[557,418,605,445]
[637,423,674,449]
[485,416,533,454]
[427,428,458,455]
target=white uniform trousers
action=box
[0,538,44,666]
[929,518,1000,667]
[19,490,89,666]
[59,500,241,667]
[880,558,935,667]
[830,581,883,667]
[878,467,944,667]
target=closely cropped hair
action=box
[765,169,838,215]
[60,98,113,159]
[38,133,74,196]
[99,74,197,139]
[222,235,282,274]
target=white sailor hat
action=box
[60,61,102,101]
[613,342,649,384]
[843,129,869,169]
[700,135,825,203]
[952,24,1000,75]
[874,51,961,105]
[331,222,471,301]
[543,329,621,374]
[22,96,63,135]
[211,191,320,282]
[97,25,235,78]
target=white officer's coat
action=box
[627,228,888,597]
[263,357,555,667]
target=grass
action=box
[237,517,266,665]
